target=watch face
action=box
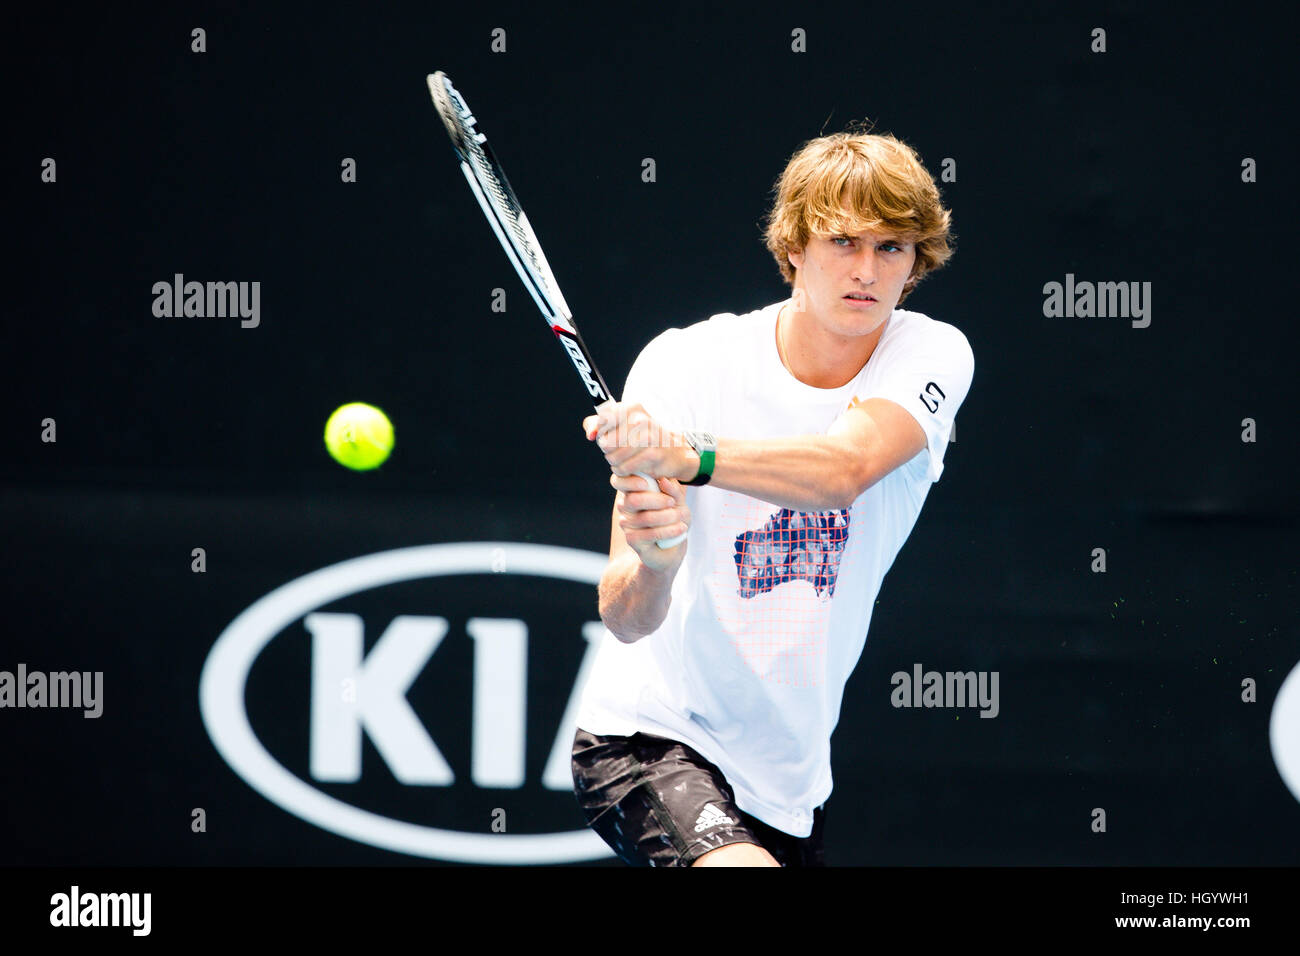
[690,431,716,450]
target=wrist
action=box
[677,440,700,482]
[680,430,716,486]
[630,549,681,596]
[635,553,678,581]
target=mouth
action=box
[843,293,877,304]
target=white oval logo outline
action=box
[199,542,612,864]
[1270,655,1300,805]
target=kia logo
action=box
[199,542,612,864]
[1271,655,1300,806]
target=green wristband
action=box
[683,431,716,486]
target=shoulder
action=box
[886,308,974,367]
[636,302,778,361]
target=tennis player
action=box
[570,128,974,866]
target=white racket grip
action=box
[636,472,687,549]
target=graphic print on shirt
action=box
[710,492,855,688]
[733,508,851,599]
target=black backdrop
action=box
[5,1,1297,867]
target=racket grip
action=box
[636,472,687,549]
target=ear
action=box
[787,246,805,270]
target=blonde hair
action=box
[763,127,953,304]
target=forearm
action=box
[708,434,863,511]
[598,551,679,643]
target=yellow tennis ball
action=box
[324,402,394,471]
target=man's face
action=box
[787,228,917,338]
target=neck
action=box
[777,299,888,389]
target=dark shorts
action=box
[571,727,826,867]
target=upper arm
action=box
[840,327,974,489]
[829,397,928,496]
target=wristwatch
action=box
[682,430,716,486]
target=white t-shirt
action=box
[575,299,975,836]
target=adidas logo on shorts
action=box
[693,803,737,833]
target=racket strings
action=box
[449,110,555,297]
[430,72,570,323]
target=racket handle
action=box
[636,472,687,549]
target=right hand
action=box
[612,472,690,573]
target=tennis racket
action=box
[427,70,686,549]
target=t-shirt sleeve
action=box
[619,327,692,434]
[853,323,974,484]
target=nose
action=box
[850,245,877,284]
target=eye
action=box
[831,236,853,247]
[879,241,903,253]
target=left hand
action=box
[582,401,696,482]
